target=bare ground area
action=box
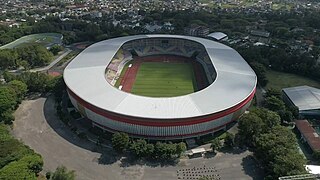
[12,96,263,180]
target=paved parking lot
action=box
[13,96,263,180]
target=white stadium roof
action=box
[64,34,256,119]
[283,86,320,111]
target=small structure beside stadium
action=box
[282,86,320,119]
[295,120,320,153]
[207,32,228,41]
[63,35,257,139]
[186,147,210,158]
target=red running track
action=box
[120,59,142,92]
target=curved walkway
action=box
[12,96,263,180]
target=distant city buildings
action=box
[249,30,270,43]
[0,0,319,54]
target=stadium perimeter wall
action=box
[67,88,255,139]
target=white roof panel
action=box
[283,86,320,111]
[207,32,228,41]
[64,35,257,119]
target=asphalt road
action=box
[13,96,263,180]
[13,96,120,180]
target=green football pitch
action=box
[131,62,196,97]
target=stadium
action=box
[63,35,257,140]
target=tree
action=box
[0,160,37,180]
[265,88,281,99]
[238,113,263,147]
[1,110,14,124]
[264,96,286,112]
[130,139,149,157]
[175,142,187,156]
[145,143,155,158]
[251,108,281,131]
[49,45,64,55]
[19,154,43,174]
[249,62,268,87]
[18,60,30,70]
[278,110,293,123]
[272,150,306,178]
[210,138,222,152]
[111,132,129,153]
[17,72,50,93]
[47,76,65,97]
[0,138,35,169]
[154,142,177,160]
[224,132,235,147]
[51,166,76,180]
[0,86,17,115]
[0,49,18,70]
[0,154,43,180]
[8,80,28,102]
[17,45,53,68]
[255,126,306,178]
[2,71,16,82]
[46,171,52,180]
[288,105,299,118]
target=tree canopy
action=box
[0,87,17,115]
[0,45,53,70]
[237,108,306,179]
[51,166,76,180]
[210,138,222,152]
[0,124,43,179]
[111,132,130,153]
[8,80,28,103]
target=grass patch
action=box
[266,70,320,91]
[131,62,195,97]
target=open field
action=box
[266,70,320,90]
[0,33,62,49]
[131,62,195,97]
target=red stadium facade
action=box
[67,87,255,139]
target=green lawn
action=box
[266,70,320,90]
[131,62,195,97]
[0,33,62,49]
